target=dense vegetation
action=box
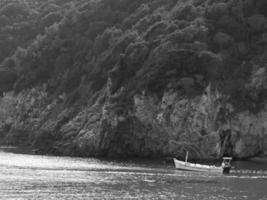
[0,0,267,159]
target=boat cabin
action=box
[222,157,232,174]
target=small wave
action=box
[225,175,267,179]
[221,169,267,179]
[232,169,267,174]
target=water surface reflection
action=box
[0,149,267,199]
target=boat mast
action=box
[185,151,188,163]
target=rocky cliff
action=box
[0,0,267,159]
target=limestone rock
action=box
[200,132,221,159]
[233,137,262,158]
[231,110,267,158]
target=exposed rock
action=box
[231,110,267,158]
[200,132,221,159]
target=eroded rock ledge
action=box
[0,83,266,160]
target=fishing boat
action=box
[173,152,232,174]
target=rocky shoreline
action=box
[0,85,266,160]
[0,0,267,160]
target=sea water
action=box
[0,147,266,200]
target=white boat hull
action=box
[173,158,223,173]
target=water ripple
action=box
[0,151,267,199]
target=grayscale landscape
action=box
[0,0,266,199]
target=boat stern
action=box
[222,157,232,174]
[222,166,231,174]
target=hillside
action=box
[0,0,267,160]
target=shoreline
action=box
[1,145,267,166]
[0,145,36,155]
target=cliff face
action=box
[0,0,267,159]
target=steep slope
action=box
[0,0,267,159]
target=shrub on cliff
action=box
[206,2,229,20]
[0,15,9,27]
[41,12,62,27]
[93,27,123,56]
[171,1,199,21]
[0,3,30,18]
